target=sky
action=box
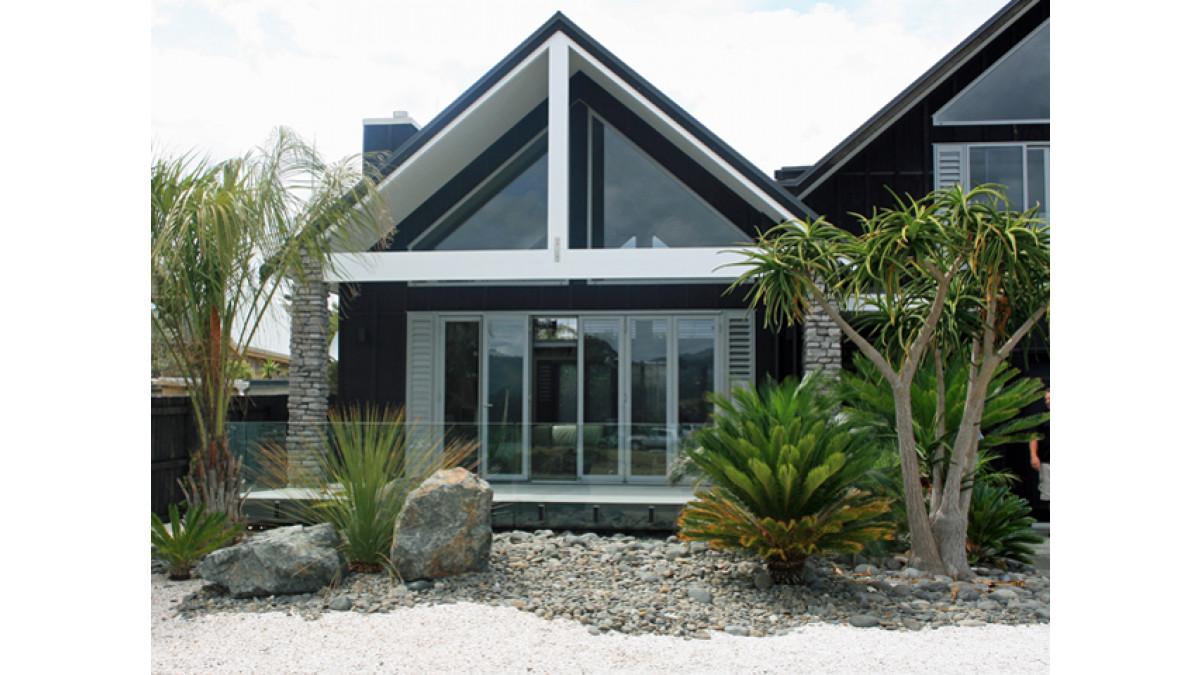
[151,0,1013,175]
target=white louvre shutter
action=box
[725,312,755,392]
[405,312,437,429]
[934,144,966,189]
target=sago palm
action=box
[678,375,893,584]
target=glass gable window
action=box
[934,21,1049,126]
[413,135,549,251]
[577,112,746,249]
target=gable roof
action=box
[358,11,813,250]
[783,0,1046,199]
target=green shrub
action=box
[151,503,244,580]
[967,482,1041,568]
[677,375,893,584]
[256,405,477,573]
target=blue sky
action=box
[151,0,1010,173]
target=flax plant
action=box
[255,405,478,572]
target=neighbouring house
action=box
[269,3,1049,528]
[776,0,1050,516]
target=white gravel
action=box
[152,575,1049,674]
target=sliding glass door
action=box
[435,312,722,483]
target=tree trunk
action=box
[894,386,944,574]
[930,503,972,579]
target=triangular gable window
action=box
[595,119,745,248]
[934,20,1049,126]
[413,134,549,251]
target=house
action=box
[298,3,1049,528]
[314,11,835,528]
[776,0,1050,517]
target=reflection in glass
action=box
[970,146,1024,211]
[630,318,668,476]
[531,317,578,479]
[1027,147,1048,221]
[598,122,744,249]
[487,319,525,476]
[583,319,620,476]
[678,318,715,427]
[935,22,1049,124]
[443,321,480,468]
[422,136,549,251]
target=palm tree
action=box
[151,128,391,522]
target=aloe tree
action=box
[726,184,1049,579]
[151,128,390,522]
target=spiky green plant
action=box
[255,405,477,573]
[678,375,893,584]
[967,482,1040,568]
[151,503,244,580]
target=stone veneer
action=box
[286,250,330,483]
[802,301,842,377]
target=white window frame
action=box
[933,141,1050,219]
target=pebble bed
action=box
[170,529,1049,638]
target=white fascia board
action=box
[366,44,552,243]
[546,33,571,263]
[328,247,754,283]
[566,39,793,223]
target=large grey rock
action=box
[196,523,344,598]
[390,468,492,580]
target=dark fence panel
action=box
[151,394,293,518]
[151,397,195,518]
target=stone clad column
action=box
[286,250,330,483]
[802,300,841,378]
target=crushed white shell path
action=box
[152,576,1049,674]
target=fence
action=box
[150,394,290,518]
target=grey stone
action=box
[406,580,434,591]
[848,614,881,628]
[329,596,352,611]
[687,587,713,604]
[854,563,879,576]
[724,625,750,637]
[195,523,344,598]
[753,569,774,591]
[391,468,493,580]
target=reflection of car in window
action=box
[630,426,675,450]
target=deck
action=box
[244,482,704,532]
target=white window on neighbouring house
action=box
[934,143,1049,222]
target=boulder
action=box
[391,468,493,580]
[196,523,344,598]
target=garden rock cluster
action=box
[390,468,493,580]
[195,523,344,598]
[176,529,1049,637]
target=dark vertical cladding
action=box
[335,282,811,405]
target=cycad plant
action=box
[678,375,893,584]
[256,405,477,573]
[966,480,1040,568]
[151,503,244,580]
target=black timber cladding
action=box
[336,281,798,407]
[786,0,1049,234]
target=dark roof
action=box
[375,11,815,221]
[783,0,1045,198]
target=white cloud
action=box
[152,0,1006,172]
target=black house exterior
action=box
[333,13,817,487]
[777,0,1050,514]
[330,2,1050,500]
